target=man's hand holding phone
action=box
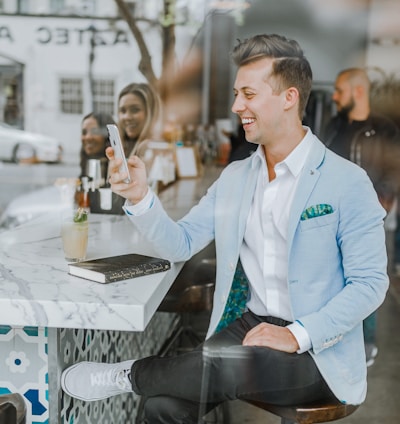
[106,124,131,184]
[105,146,149,205]
[106,124,149,204]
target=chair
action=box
[157,244,217,355]
[245,398,359,424]
[0,393,27,424]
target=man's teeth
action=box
[242,118,255,124]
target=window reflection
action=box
[0,0,399,234]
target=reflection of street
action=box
[0,161,79,215]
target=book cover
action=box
[68,253,171,283]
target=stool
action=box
[0,393,27,424]
[245,398,359,424]
[158,281,215,355]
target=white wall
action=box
[366,0,400,75]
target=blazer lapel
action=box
[238,158,261,244]
[287,137,326,249]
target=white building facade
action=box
[0,0,202,161]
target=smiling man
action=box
[61,34,389,424]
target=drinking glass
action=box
[61,209,89,262]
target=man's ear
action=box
[353,84,364,100]
[283,87,299,111]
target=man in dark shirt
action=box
[324,68,399,205]
[323,67,400,367]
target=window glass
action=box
[60,78,83,114]
[93,79,114,115]
[49,0,65,14]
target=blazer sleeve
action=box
[125,181,218,262]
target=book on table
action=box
[68,253,171,283]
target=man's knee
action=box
[144,396,199,424]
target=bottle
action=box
[78,176,90,212]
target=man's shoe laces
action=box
[90,368,131,391]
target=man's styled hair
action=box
[232,34,313,119]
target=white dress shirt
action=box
[240,129,314,352]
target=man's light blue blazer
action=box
[129,133,389,405]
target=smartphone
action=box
[106,124,131,184]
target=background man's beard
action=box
[337,98,355,119]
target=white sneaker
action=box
[61,360,135,401]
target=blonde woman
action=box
[117,82,161,158]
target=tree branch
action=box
[114,0,159,89]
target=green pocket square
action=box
[301,204,333,220]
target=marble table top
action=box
[0,212,184,331]
[0,165,222,332]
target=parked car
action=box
[0,122,63,164]
[0,185,63,230]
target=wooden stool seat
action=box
[0,393,27,424]
[245,398,359,424]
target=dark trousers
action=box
[131,311,335,424]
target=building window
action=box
[60,78,83,114]
[93,79,115,115]
[17,0,29,13]
[50,0,66,14]
[2,76,20,126]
